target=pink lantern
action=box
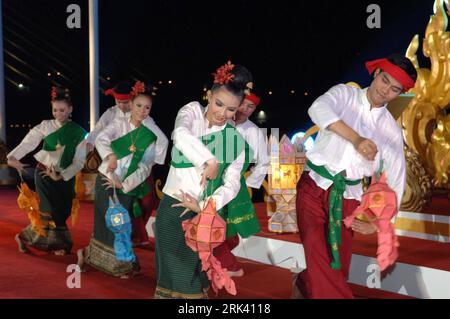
[182,199,237,296]
[343,172,400,271]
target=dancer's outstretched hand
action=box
[351,219,377,235]
[172,190,201,217]
[7,157,29,175]
[102,175,123,190]
[40,164,62,181]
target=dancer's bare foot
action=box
[53,249,67,256]
[291,273,305,299]
[119,269,141,279]
[227,268,244,278]
[15,234,30,254]
[76,248,88,272]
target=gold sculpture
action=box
[402,0,450,196]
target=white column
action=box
[89,0,99,131]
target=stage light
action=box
[158,80,163,85]
[291,131,315,151]
[257,110,267,124]
[106,77,111,81]
[57,72,61,76]
[304,92,308,96]
[168,80,173,84]
[268,91,273,95]
[18,84,24,89]
[291,90,295,94]
[47,73,51,77]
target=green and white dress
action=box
[83,116,168,277]
[154,101,247,299]
[7,119,87,253]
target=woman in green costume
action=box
[7,86,87,256]
[154,61,254,299]
[77,81,168,278]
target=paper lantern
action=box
[344,173,399,271]
[182,199,236,296]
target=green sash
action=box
[110,124,157,218]
[225,143,260,238]
[42,121,87,169]
[306,160,361,270]
[170,123,242,209]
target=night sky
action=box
[4,0,434,149]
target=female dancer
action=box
[154,61,254,298]
[77,81,168,278]
[7,86,87,256]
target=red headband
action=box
[365,58,415,92]
[104,88,132,101]
[245,93,261,106]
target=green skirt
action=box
[154,194,209,299]
[84,174,140,277]
[18,167,75,253]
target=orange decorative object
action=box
[182,199,237,296]
[70,172,85,226]
[17,182,47,237]
[343,173,400,271]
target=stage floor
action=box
[1,186,442,299]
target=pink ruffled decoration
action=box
[182,199,237,296]
[343,172,400,271]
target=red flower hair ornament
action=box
[51,86,58,101]
[212,61,235,85]
[131,81,146,97]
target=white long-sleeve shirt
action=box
[96,116,168,194]
[7,120,87,181]
[236,119,270,189]
[306,84,406,208]
[162,101,245,211]
[86,105,130,145]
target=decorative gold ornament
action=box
[129,144,137,153]
[402,0,450,192]
[401,145,433,212]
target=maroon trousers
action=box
[214,235,241,272]
[295,172,359,299]
[131,173,160,244]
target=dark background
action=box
[3,0,434,186]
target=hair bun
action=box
[228,64,253,91]
[51,86,72,103]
